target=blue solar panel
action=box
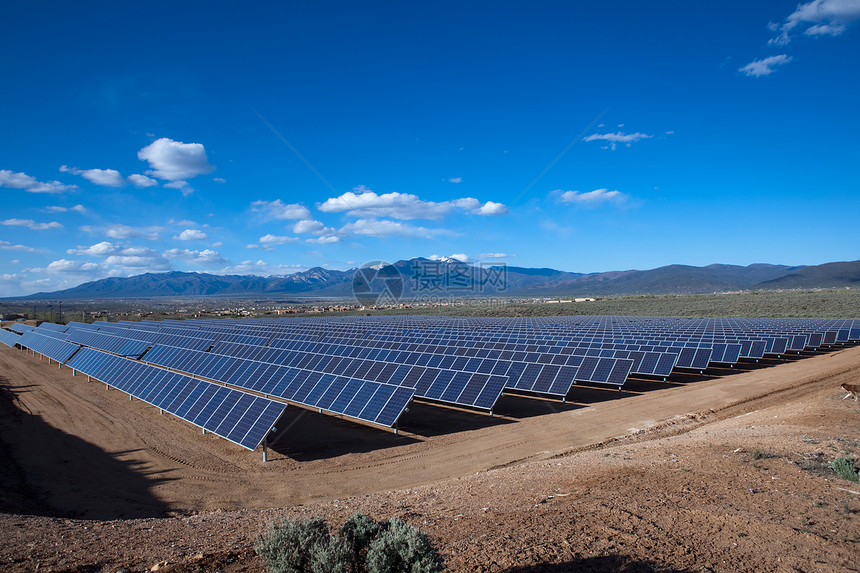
[18,331,81,363]
[0,329,22,348]
[64,347,285,450]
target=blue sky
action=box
[1,1,858,296]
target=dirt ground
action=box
[1,344,858,572]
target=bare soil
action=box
[1,344,859,572]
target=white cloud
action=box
[68,241,117,257]
[475,201,508,216]
[43,204,86,214]
[0,169,77,193]
[103,254,171,270]
[770,0,860,45]
[66,243,167,270]
[478,252,515,259]
[137,137,215,181]
[584,132,652,150]
[213,177,226,183]
[163,180,194,196]
[319,186,508,220]
[163,248,229,266]
[0,240,38,252]
[174,229,208,241]
[739,54,793,77]
[102,224,162,240]
[305,235,341,244]
[250,199,311,220]
[218,260,306,276]
[46,259,101,273]
[64,242,170,272]
[448,177,463,183]
[259,234,297,246]
[339,219,451,238]
[293,219,337,235]
[1,218,63,230]
[128,173,159,188]
[558,188,627,205]
[59,165,124,187]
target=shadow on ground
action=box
[504,554,695,572]
[0,378,174,520]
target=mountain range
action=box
[8,258,860,300]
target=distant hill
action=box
[9,259,860,300]
[754,260,860,290]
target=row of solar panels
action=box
[1,330,289,451]
[66,347,286,450]
[143,344,417,425]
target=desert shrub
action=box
[752,449,772,460]
[365,518,442,573]
[256,517,331,573]
[340,512,382,572]
[832,457,859,482]
[257,514,441,573]
[309,536,351,573]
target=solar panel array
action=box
[2,314,857,455]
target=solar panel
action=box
[65,347,286,450]
[18,331,81,363]
[0,329,22,348]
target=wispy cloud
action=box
[0,240,38,252]
[739,54,793,77]
[258,234,297,249]
[1,218,63,230]
[44,204,86,214]
[583,131,652,150]
[558,188,627,206]
[59,165,125,187]
[478,252,515,259]
[0,169,77,193]
[250,199,311,221]
[46,259,101,273]
[769,0,860,45]
[96,224,163,240]
[305,235,340,244]
[340,218,452,238]
[163,248,229,266]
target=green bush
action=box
[832,457,859,482]
[366,519,442,573]
[256,517,332,573]
[340,513,382,572]
[256,514,441,573]
[309,536,351,573]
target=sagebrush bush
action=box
[256,513,441,573]
[365,519,442,573]
[256,517,331,573]
[340,512,382,572]
[832,457,859,482]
